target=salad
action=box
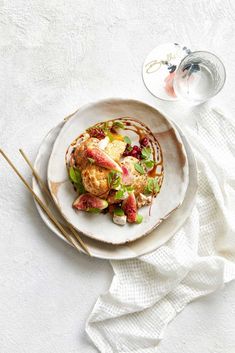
[66,118,164,226]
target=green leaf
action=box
[113,121,125,129]
[124,136,131,145]
[78,184,85,195]
[144,187,149,195]
[141,147,151,160]
[144,178,154,194]
[115,189,125,199]
[69,167,85,195]
[69,166,79,183]
[107,131,115,142]
[154,177,160,193]
[88,157,95,164]
[126,186,134,192]
[143,160,155,169]
[136,214,143,224]
[114,208,125,216]
[144,177,160,195]
[113,179,121,189]
[88,208,101,214]
[108,170,115,187]
[113,174,121,189]
[134,163,145,175]
[103,121,109,131]
[108,170,121,189]
[108,173,112,187]
[75,181,85,195]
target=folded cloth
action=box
[86,106,235,353]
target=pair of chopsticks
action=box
[0,149,91,256]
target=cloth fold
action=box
[86,106,235,353]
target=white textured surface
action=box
[0,1,235,353]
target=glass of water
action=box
[173,51,226,105]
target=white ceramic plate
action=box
[47,99,189,244]
[33,117,197,260]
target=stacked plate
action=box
[33,98,198,260]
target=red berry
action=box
[123,145,141,159]
[89,128,105,139]
[133,145,139,151]
[140,137,149,147]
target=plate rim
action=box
[33,116,198,260]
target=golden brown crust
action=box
[81,164,109,196]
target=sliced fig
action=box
[73,138,99,169]
[73,193,108,212]
[121,165,133,185]
[122,192,137,223]
[86,147,122,172]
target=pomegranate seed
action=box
[140,137,149,147]
[133,145,140,151]
[123,145,141,159]
[89,128,105,139]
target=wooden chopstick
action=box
[0,149,88,255]
[19,149,91,256]
[19,149,52,200]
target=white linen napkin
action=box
[86,106,235,353]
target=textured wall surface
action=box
[0,1,235,352]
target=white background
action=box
[0,1,235,352]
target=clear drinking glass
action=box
[173,51,226,105]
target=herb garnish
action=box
[115,189,125,200]
[114,185,133,200]
[113,208,125,216]
[140,146,155,170]
[113,121,125,129]
[141,147,151,160]
[124,136,131,145]
[134,163,145,175]
[107,132,115,142]
[136,214,143,224]
[69,167,85,195]
[143,160,155,169]
[144,177,160,195]
[108,170,122,189]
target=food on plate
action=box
[66,118,164,226]
[73,194,108,211]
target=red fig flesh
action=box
[122,192,137,223]
[73,193,108,211]
[121,165,133,185]
[86,147,122,172]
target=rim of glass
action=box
[175,50,226,98]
